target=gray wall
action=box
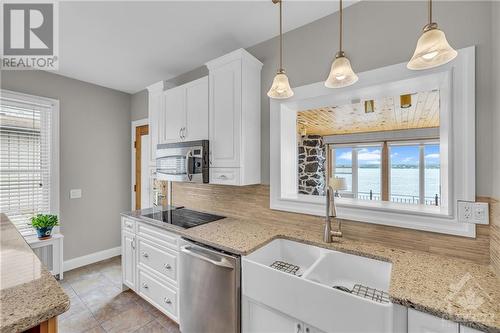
[130,1,494,196]
[493,1,500,199]
[131,67,209,122]
[131,89,148,121]
[1,71,131,260]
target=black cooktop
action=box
[143,208,225,229]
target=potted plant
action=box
[31,214,59,240]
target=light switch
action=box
[70,189,82,199]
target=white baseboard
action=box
[64,246,121,272]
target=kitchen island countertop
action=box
[0,214,69,333]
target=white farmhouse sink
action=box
[242,239,398,333]
[245,239,327,276]
[303,251,392,292]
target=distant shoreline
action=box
[336,165,440,169]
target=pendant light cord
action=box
[339,0,343,52]
[279,0,283,71]
[428,0,432,24]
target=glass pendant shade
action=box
[407,24,457,70]
[325,53,358,88]
[267,71,294,99]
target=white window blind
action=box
[0,95,53,236]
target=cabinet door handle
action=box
[182,127,187,140]
[305,328,310,333]
[164,297,172,304]
[209,151,212,165]
[131,239,135,250]
[164,263,172,270]
[179,128,182,139]
[142,251,149,258]
[142,282,149,289]
[219,175,227,180]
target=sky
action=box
[335,145,440,167]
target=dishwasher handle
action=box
[181,245,235,269]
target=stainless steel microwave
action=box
[156,140,209,183]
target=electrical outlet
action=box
[457,201,489,224]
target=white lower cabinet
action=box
[408,309,485,333]
[121,217,180,323]
[243,297,326,333]
[121,230,136,290]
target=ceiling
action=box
[297,90,440,136]
[56,1,347,93]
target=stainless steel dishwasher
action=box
[179,238,240,333]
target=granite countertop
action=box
[0,214,70,333]
[123,209,500,333]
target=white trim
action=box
[63,246,121,272]
[131,118,149,210]
[270,46,476,238]
[0,89,61,234]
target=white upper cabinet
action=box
[147,81,170,165]
[163,85,185,143]
[206,49,263,185]
[184,77,209,142]
[163,76,209,143]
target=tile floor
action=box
[58,256,180,333]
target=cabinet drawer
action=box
[137,237,177,284]
[137,221,179,250]
[210,168,240,185]
[138,268,178,320]
[121,217,136,232]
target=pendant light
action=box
[267,0,294,99]
[325,0,358,89]
[407,0,457,70]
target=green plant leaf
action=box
[30,214,59,228]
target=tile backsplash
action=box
[165,182,493,265]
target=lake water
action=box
[335,167,440,203]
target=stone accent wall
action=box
[298,135,326,196]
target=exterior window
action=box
[390,145,420,204]
[357,147,381,201]
[389,142,440,206]
[424,144,440,206]
[333,148,352,193]
[332,140,440,206]
[0,92,58,236]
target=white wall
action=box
[1,71,131,260]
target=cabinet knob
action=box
[142,252,149,258]
[164,263,172,270]
[296,323,302,333]
[164,297,172,304]
[142,282,149,289]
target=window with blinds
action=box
[0,94,54,236]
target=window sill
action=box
[335,197,448,218]
[273,193,475,238]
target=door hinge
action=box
[134,184,137,192]
[134,141,137,148]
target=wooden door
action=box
[135,124,149,210]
